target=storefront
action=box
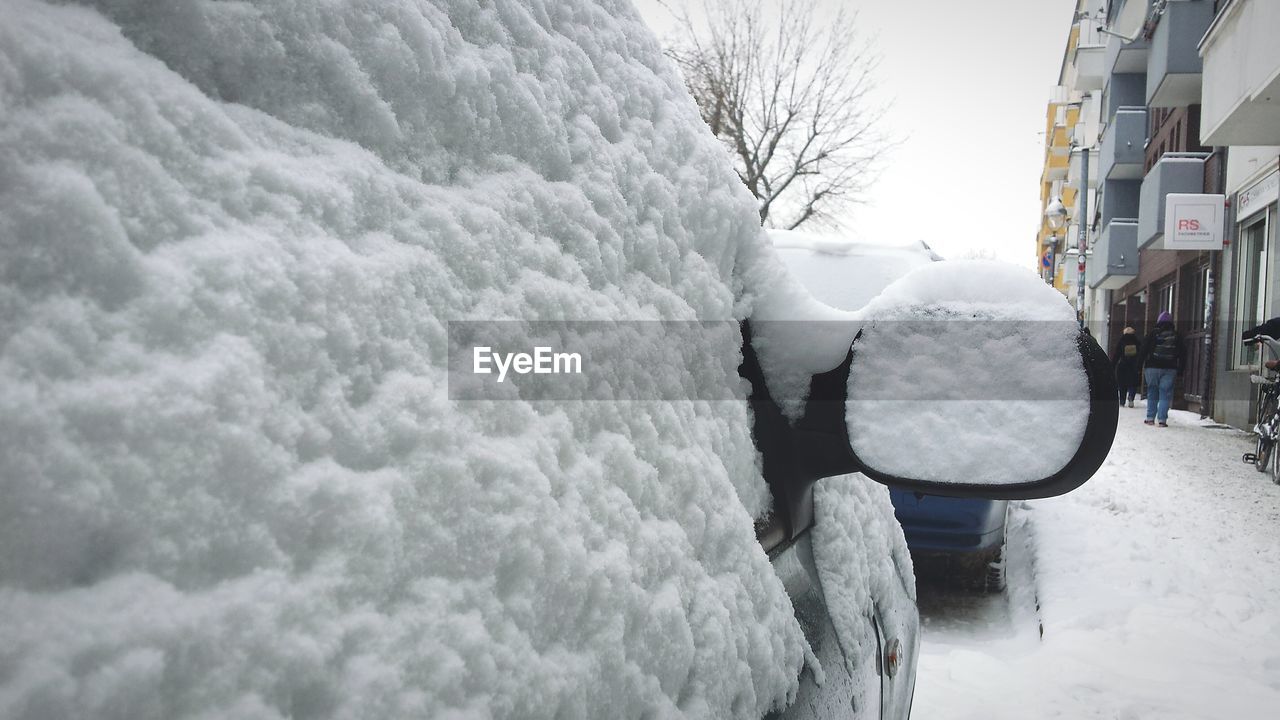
[1214,163,1279,428]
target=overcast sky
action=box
[632,0,1079,267]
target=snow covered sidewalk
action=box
[914,403,1280,719]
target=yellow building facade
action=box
[1037,88,1081,294]
[1038,0,1106,307]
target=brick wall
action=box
[1144,105,1210,173]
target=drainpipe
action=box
[1199,147,1230,419]
[1077,148,1090,330]
[1199,249,1216,419]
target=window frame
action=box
[1234,210,1271,369]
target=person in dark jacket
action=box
[1112,326,1141,407]
[1139,311,1182,427]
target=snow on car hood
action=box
[0,1,806,718]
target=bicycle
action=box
[1241,334,1280,483]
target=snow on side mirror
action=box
[840,261,1117,498]
[846,323,1118,499]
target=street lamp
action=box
[1045,196,1067,232]
[1043,195,1067,287]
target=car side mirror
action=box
[741,320,1117,545]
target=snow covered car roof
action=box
[769,229,941,312]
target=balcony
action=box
[1050,125,1072,155]
[1138,153,1209,249]
[1069,148,1098,190]
[1044,153,1069,182]
[1088,220,1140,289]
[1146,0,1216,108]
[1075,47,1107,91]
[1200,0,1280,145]
[1099,107,1147,180]
[1105,24,1149,75]
[1074,18,1107,90]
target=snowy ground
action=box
[913,402,1280,719]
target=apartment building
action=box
[1038,0,1105,326]
[1096,0,1220,414]
[1037,90,1077,294]
[1041,0,1224,414]
[1199,0,1280,428]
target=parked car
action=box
[0,3,1116,720]
[890,494,1009,591]
[771,230,1010,592]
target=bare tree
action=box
[664,0,891,229]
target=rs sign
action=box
[1164,193,1224,250]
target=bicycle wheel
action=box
[1258,394,1278,474]
[1273,435,1280,484]
[1256,435,1272,473]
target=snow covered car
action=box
[771,232,1011,592]
[0,2,1116,720]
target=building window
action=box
[1235,214,1270,369]
[1156,281,1175,318]
[1199,265,1211,328]
[1180,261,1210,331]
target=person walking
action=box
[1139,311,1182,427]
[1112,326,1141,408]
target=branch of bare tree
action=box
[663,0,894,230]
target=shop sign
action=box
[1164,193,1225,251]
[1238,170,1279,221]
